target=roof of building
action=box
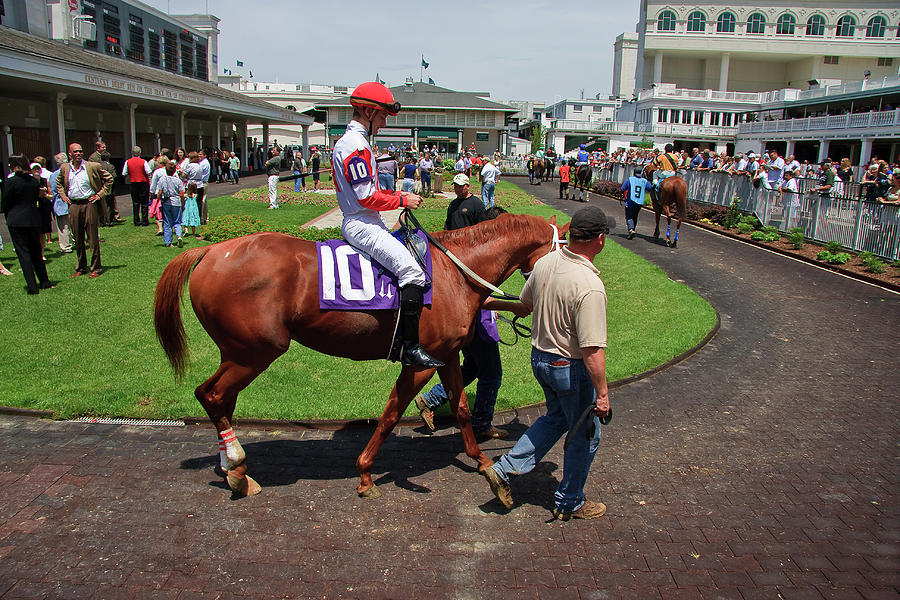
[0,26,303,121]
[313,81,517,113]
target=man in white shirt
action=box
[479,160,501,208]
[766,150,786,189]
[198,149,212,224]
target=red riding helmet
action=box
[350,82,401,115]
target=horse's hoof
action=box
[671,241,677,248]
[666,239,671,247]
[226,471,262,496]
[358,484,382,499]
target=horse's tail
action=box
[154,246,211,380]
[671,176,688,220]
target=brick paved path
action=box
[0,179,898,599]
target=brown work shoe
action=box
[414,395,435,431]
[481,466,513,509]
[475,427,509,442]
[552,500,606,521]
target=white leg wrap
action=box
[217,428,245,471]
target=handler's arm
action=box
[482,298,532,318]
[581,346,609,415]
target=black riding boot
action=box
[399,284,444,368]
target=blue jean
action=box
[492,348,601,512]
[161,203,183,246]
[421,172,431,193]
[378,172,395,192]
[481,182,496,208]
[402,178,415,193]
[293,170,305,192]
[422,334,502,433]
[625,200,642,232]
[231,169,239,183]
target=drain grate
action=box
[70,417,185,427]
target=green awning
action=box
[418,128,458,139]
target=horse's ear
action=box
[558,220,570,237]
[549,215,557,225]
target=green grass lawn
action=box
[0,180,716,421]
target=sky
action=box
[139,0,639,104]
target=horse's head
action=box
[518,214,569,279]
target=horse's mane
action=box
[432,213,545,250]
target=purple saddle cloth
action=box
[316,229,433,310]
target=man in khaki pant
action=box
[56,143,113,278]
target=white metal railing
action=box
[551,120,635,133]
[637,87,764,104]
[737,109,900,135]
[593,164,899,261]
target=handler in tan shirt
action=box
[482,206,613,521]
[56,143,113,277]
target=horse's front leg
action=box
[438,358,492,473]
[356,366,435,499]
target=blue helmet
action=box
[580,144,586,149]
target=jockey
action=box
[534,146,545,161]
[647,143,679,190]
[576,144,590,166]
[332,81,443,368]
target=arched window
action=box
[285,105,297,112]
[806,14,825,36]
[657,10,676,32]
[866,16,887,38]
[776,14,796,35]
[836,15,856,37]
[747,13,766,34]
[717,12,736,33]
[687,11,706,32]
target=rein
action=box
[398,209,522,301]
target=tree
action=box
[530,125,545,153]
[635,134,654,149]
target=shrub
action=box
[817,250,851,264]
[201,214,342,244]
[788,230,805,248]
[856,251,875,262]
[824,240,843,253]
[862,256,886,273]
[751,229,779,242]
[722,197,743,229]
[736,222,756,234]
[442,159,456,170]
[740,214,760,228]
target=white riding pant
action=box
[653,170,675,187]
[267,175,279,208]
[341,217,427,288]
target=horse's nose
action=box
[519,269,532,280]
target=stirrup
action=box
[401,344,444,368]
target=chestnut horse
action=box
[154,213,568,498]
[649,175,687,247]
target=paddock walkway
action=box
[0,178,897,599]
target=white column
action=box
[215,116,222,149]
[653,52,663,85]
[860,137,874,166]
[197,135,203,152]
[457,128,463,151]
[155,132,161,154]
[123,103,137,150]
[1,125,11,178]
[301,124,309,160]
[239,122,249,170]
[817,139,830,162]
[718,53,730,92]
[412,127,419,150]
[785,140,796,158]
[176,110,186,150]
[51,93,67,156]
[262,122,270,152]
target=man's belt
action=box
[69,197,91,205]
